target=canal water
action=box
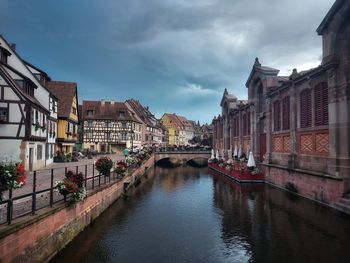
[52,166,350,263]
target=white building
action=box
[0,35,57,170]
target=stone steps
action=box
[334,198,350,214]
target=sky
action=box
[0,0,334,124]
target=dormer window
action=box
[0,46,11,64]
[87,110,94,117]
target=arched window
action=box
[282,96,290,130]
[300,89,312,128]
[273,100,281,131]
[314,82,328,126]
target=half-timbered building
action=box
[82,100,142,153]
[47,81,79,155]
[212,0,350,210]
[125,99,164,146]
[0,35,57,170]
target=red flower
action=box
[17,163,25,175]
[17,175,26,185]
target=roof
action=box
[81,100,140,122]
[47,81,77,118]
[0,65,49,113]
[245,57,280,87]
[317,0,346,35]
[125,99,156,127]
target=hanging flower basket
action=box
[0,162,27,201]
[115,161,127,176]
[56,171,86,203]
[95,156,113,176]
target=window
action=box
[273,100,281,131]
[119,111,125,118]
[72,107,77,115]
[121,122,127,129]
[300,89,312,128]
[105,132,111,140]
[314,83,328,126]
[37,145,42,160]
[282,96,290,130]
[0,107,8,122]
[87,121,93,128]
[242,114,247,135]
[0,47,10,64]
[87,110,94,117]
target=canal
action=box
[52,166,350,263]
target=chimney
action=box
[101,99,105,106]
[110,100,114,105]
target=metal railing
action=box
[0,163,138,226]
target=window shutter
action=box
[282,96,290,130]
[243,114,247,135]
[300,89,311,128]
[247,111,251,135]
[274,100,281,131]
[315,82,328,126]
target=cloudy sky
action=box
[0,0,334,123]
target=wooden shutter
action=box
[300,89,311,128]
[282,96,290,130]
[315,82,328,126]
[274,100,281,131]
[243,114,247,135]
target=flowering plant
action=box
[115,161,127,175]
[208,158,218,164]
[56,171,86,203]
[0,162,26,201]
[95,156,113,176]
[126,156,137,166]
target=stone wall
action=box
[264,165,344,205]
[0,155,155,263]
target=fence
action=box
[0,162,137,226]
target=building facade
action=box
[47,81,79,155]
[81,100,142,152]
[0,35,58,170]
[212,0,350,207]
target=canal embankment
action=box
[0,155,155,263]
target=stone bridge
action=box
[154,151,211,165]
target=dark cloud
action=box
[0,0,334,123]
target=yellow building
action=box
[47,81,80,154]
[161,114,181,146]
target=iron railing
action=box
[0,163,137,226]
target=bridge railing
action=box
[154,147,212,153]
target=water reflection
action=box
[52,166,350,263]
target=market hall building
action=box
[212,0,350,209]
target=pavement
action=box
[0,154,126,224]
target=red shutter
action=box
[300,89,311,128]
[243,114,247,135]
[274,100,281,131]
[247,111,251,135]
[282,96,290,130]
[315,82,328,126]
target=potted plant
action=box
[0,162,26,201]
[95,156,113,176]
[56,170,86,203]
[34,121,40,131]
[115,161,127,176]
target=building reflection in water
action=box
[209,169,350,263]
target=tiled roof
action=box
[125,99,155,127]
[47,81,77,118]
[82,100,140,122]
